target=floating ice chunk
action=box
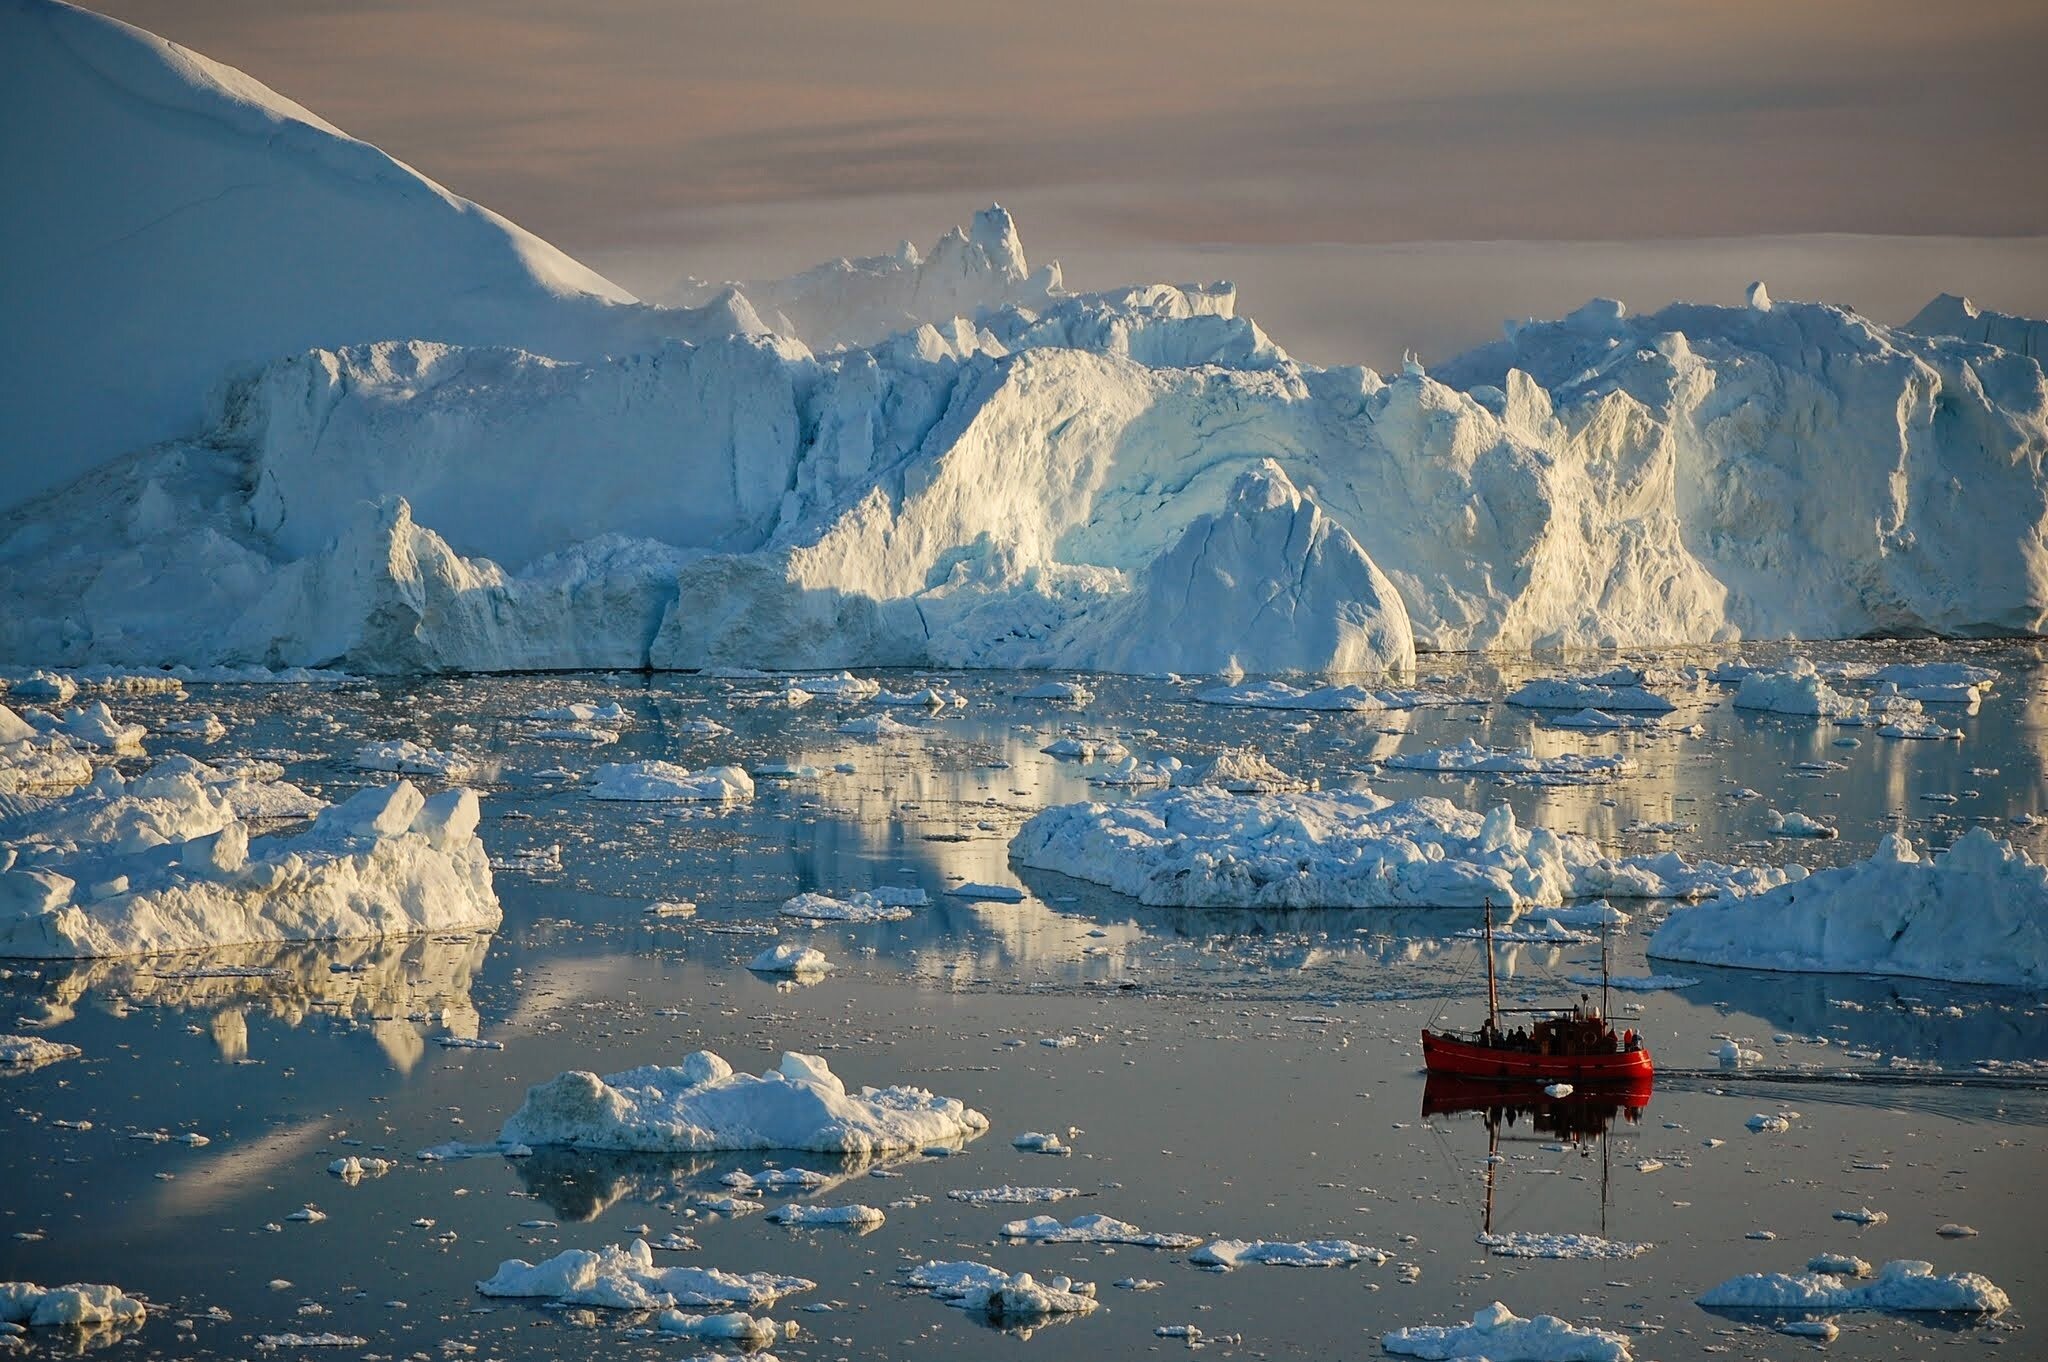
[838,713,918,738]
[1879,715,1963,740]
[1014,788,1785,910]
[0,704,95,793]
[0,1035,82,1068]
[1042,734,1128,760]
[1386,738,1633,784]
[1543,1083,1573,1099]
[1717,1039,1762,1066]
[787,673,881,701]
[257,1333,367,1347]
[328,1156,393,1181]
[1508,678,1677,713]
[1698,1258,2008,1313]
[1937,1223,1980,1238]
[748,943,834,975]
[0,1283,146,1329]
[1382,1301,1632,1362]
[766,1203,884,1229]
[778,891,918,923]
[528,701,627,726]
[1732,661,1865,719]
[1809,1253,1872,1275]
[1478,1231,1649,1260]
[354,739,472,780]
[1088,756,1183,787]
[159,712,227,742]
[655,1309,782,1344]
[722,1167,827,1193]
[55,702,145,755]
[0,773,497,958]
[1650,828,2048,986]
[1001,1214,1202,1249]
[1012,1131,1072,1155]
[478,1239,813,1311]
[1194,681,1412,712]
[1190,1239,1388,1270]
[1457,918,1595,944]
[1747,1113,1793,1132]
[500,1050,989,1154]
[947,1186,1081,1206]
[676,718,732,736]
[6,673,78,704]
[1013,682,1094,705]
[1833,1207,1887,1225]
[587,762,754,802]
[1768,809,1837,838]
[1569,973,1696,992]
[1546,708,1666,731]
[947,882,1025,902]
[874,687,963,709]
[903,1262,1098,1321]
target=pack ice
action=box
[4,2,2046,675]
[1649,829,2048,987]
[499,1050,989,1154]
[0,762,499,957]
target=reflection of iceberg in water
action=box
[19,933,493,1070]
[512,1145,954,1223]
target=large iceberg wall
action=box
[1,2,2044,676]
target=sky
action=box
[91,0,2048,365]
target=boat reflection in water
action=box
[1422,1073,1655,1240]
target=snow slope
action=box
[0,0,740,513]
[2,4,2046,674]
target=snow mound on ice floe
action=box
[1650,828,2048,986]
[1698,1258,2008,1314]
[0,766,497,958]
[1382,1301,1631,1361]
[499,1050,989,1154]
[478,1238,811,1310]
[0,0,735,513]
[1011,789,1788,910]
[0,1282,146,1328]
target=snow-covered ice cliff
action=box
[1,0,2044,675]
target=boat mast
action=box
[1601,923,1611,1021]
[1483,897,1499,1034]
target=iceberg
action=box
[499,1050,990,1154]
[1649,828,2048,986]
[3,4,2046,679]
[0,765,498,958]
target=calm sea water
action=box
[3,642,2042,1359]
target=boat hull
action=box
[1421,1029,1654,1081]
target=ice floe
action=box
[1384,739,1632,784]
[1508,677,1678,713]
[1382,1301,1632,1362]
[0,1283,146,1328]
[778,889,924,923]
[499,1050,988,1154]
[586,762,754,802]
[1190,1238,1388,1270]
[900,1261,1098,1322]
[947,1186,1081,1206]
[766,1203,884,1229]
[0,1035,82,1069]
[748,944,834,975]
[1698,1258,2008,1313]
[1001,1214,1201,1249]
[1650,828,2048,986]
[477,1238,813,1310]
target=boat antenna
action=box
[1483,896,1499,1034]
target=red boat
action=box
[1421,899,1654,1083]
